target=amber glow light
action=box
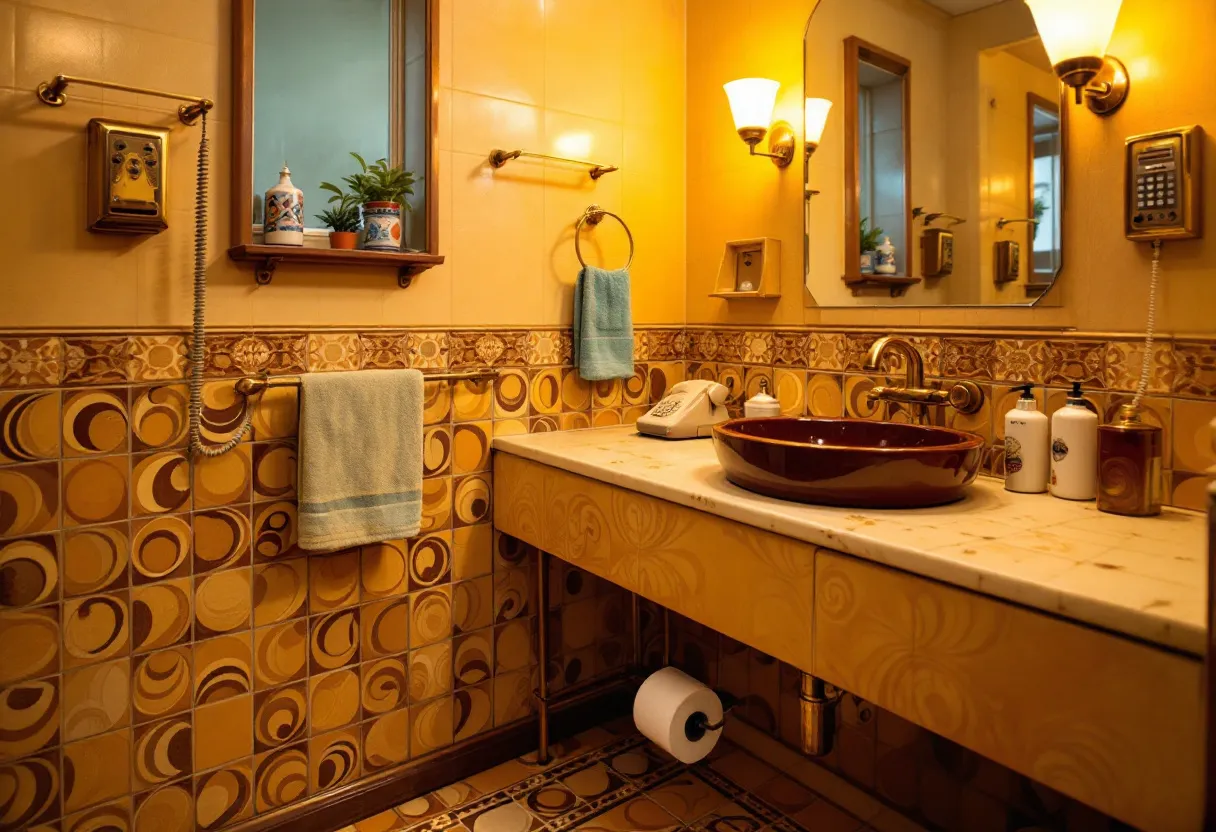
[804,98,832,150]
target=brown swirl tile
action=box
[407,331,451,370]
[131,451,190,517]
[309,548,360,613]
[0,337,62,388]
[62,727,131,812]
[526,331,571,366]
[356,600,408,668]
[310,728,360,794]
[252,501,299,561]
[452,422,491,475]
[421,477,453,534]
[623,365,649,406]
[61,455,127,527]
[0,534,58,608]
[1104,340,1175,394]
[421,426,452,479]
[492,667,533,726]
[251,386,299,441]
[359,332,410,370]
[64,796,133,832]
[454,629,492,687]
[591,377,622,410]
[0,461,59,537]
[309,667,361,733]
[0,677,59,761]
[193,633,253,706]
[454,682,493,742]
[1173,340,1216,398]
[62,523,129,598]
[194,506,252,574]
[940,338,995,380]
[133,716,191,790]
[192,443,252,508]
[195,567,252,638]
[310,609,360,674]
[134,782,194,832]
[132,647,191,723]
[198,380,250,448]
[528,368,563,415]
[0,751,61,827]
[1173,398,1216,473]
[411,695,454,756]
[254,619,308,690]
[63,336,132,386]
[1042,340,1105,388]
[131,515,191,584]
[62,658,130,742]
[453,475,491,528]
[194,695,252,771]
[130,578,192,654]
[410,586,452,649]
[361,707,409,772]
[252,559,307,627]
[127,335,187,382]
[360,657,406,719]
[450,330,529,369]
[453,378,493,422]
[360,540,407,601]
[409,642,452,703]
[254,682,307,752]
[130,385,189,451]
[0,391,60,463]
[64,591,129,668]
[193,760,253,830]
[307,333,364,372]
[251,441,297,502]
[0,604,60,684]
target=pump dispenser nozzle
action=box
[1067,381,1084,401]
[1013,384,1035,400]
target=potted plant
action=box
[315,195,361,250]
[323,152,416,252]
[859,217,884,274]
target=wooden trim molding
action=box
[228,682,633,832]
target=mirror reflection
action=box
[804,0,1067,307]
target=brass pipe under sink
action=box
[798,674,842,756]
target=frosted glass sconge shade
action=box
[1025,0,1121,66]
[804,98,832,149]
[724,78,780,134]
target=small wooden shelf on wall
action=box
[710,237,781,300]
[841,273,922,298]
[227,245,445,288]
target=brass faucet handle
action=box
[946,381,985,414]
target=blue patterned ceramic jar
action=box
[264,165,304,246]
[361,201,402,251]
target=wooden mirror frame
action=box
[1025,91,1064,295]
[226,0,444,288]
[842,36,913,291]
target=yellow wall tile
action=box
[544,0,623,122]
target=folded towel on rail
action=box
[573,264,634,380]
[297,369,424,551]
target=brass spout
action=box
[863,337,985,421]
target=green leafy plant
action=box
[1032,196,1047,241]
[860,217,884,253]
[315,202,361,233]
[321,152,416,209]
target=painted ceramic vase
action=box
[264,165,304,246]
[361,202,402,251]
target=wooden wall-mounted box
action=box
[710,237,781,300]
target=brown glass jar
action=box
[1097,404,1163,516]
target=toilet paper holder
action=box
[683,690,739,742]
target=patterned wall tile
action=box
[309,609,360,675]
[362,540,408,600]
[0,677,59,762]
[62,658,130,743]
[0,604,59,685]
[192,444,252,509]
[131,578,192,654]
[411,695,454,756]
[0,391,60,463]
[526,331,570,367]
[409,642,453,703]
[63,591,129,669]
[127,336,187,382]
[193,760,254,830]
[0,534,58,609]
[0,461,59,537]
[309,548,360,613]
[253,742,308,812]
[307,333,365,373]
[411,586,452,649]
[131,451,190,517]
[361,707,409,773]
[194,507,252,575]
[252,559,307,627]
[131,515,191,585]
[194,694,252,771]
[450,331,528,368]
[61,523,129,598]
[134,782,194,832]
[1042,340,1105,387]
[359,332,410,370]
[309,727,360,794]
[940,338,994,380]
[132,647,191,723]
[253,620,308,690]
[193,633,253,706]
[1105,340,1175,394]
[310,667,361,734]
[63,337,132,386]
[254,682,307,752]
[1174,340,1216,398]
[453,379,493,422]
[360,658,407,720]
[252,501,299,561]
[130,385,188,451]
[62,727,131,812]
[361,597,410,661]
[408,332,451,370]
[989,339,1046,384]
[0,337,62,388]
[132,716,191,791]
[194,568,252,639]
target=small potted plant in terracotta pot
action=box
[328,152,415,252]
[315,196,361,249]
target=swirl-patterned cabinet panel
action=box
[813,550,1202,832]
[492,455,814,671]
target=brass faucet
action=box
[862,336,984,423]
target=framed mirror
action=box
[804,0,1068,307]
[229,0,442,282]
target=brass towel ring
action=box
[575,204,634,270]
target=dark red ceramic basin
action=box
[712,417,985,508]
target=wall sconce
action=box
[1025,0,1128,115]
[723,78,795,168]
[804,98,832,157]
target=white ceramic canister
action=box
[264,165,304,246]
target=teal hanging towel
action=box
[573,264,634,381]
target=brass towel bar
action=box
[489,148,618,179]
[234,367,501,396]
[36,74,213,125]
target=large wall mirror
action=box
[230,0,440,276]
[804,0,1067,307]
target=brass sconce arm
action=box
[996,217,1040,230]
[737,123,796,169]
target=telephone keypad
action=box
[649,395,685,418]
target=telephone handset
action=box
[1126,126,1203,241]
[636,380,731,440]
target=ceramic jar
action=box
[362,202,402,251]
[264,165,304,246]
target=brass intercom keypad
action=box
[1125,125,1202,241]
[87,119,169,234]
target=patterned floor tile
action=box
[572,795,682,832]
[645,772,732,823]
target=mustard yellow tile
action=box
[450,90,541,157]
[14,5,103,94]
[451,0,544,104]
[1173,399,1216,473]
[0,3,14,89]
[622,121,686,326]
[544,0,623,121]
[621,0,685,128]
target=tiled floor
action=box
[342,720,877,832]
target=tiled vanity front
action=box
[492,427,1208,832]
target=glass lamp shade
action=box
[804,98,832,146]
[724,78,780,137]
[1025,0,1122,67]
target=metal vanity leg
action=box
[535,549,551,765]
[663,607,672,667]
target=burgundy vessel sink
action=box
[712,417,985,508]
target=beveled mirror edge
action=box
[801,1,1069,309]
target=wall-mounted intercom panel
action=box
[1125,125,1203,241]
[87,119,169,234]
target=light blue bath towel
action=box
[297,369,423,551]
[573,265,634,380]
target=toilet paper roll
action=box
[633,666,723,764]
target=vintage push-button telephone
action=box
[637,380,731,439]
[1125,126,1202,241]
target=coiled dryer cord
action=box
[189,112,257,458]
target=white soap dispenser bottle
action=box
[1050,382,1098,500]
[1004,384,1048,493]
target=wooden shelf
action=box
[841,272,922,298]
[709,290,781,300]
[227,244,445,288]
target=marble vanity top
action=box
[493,426,1209,657]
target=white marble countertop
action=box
[493,426,1209,657]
